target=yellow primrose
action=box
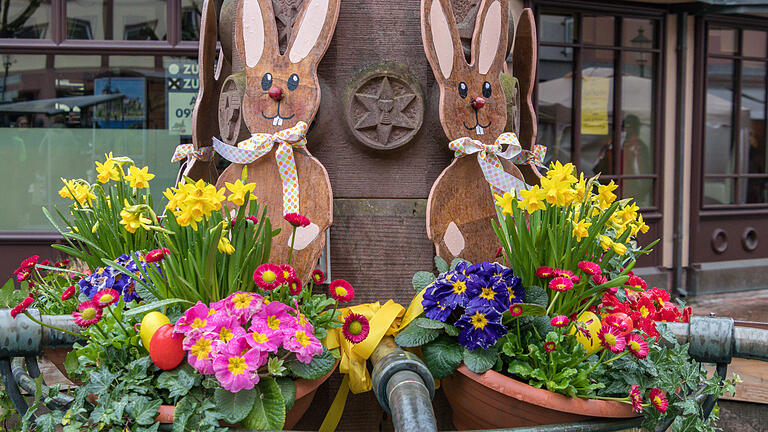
[612,242,627,255]
[494,192,515,216]
[126,165,155,189]
[597,181,618,209]
[571,219,591,241]
[518,185,547,213]
[225,179,257,207]
[600,235,614,252]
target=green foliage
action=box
[412,271,437,292]
[463,346,497,374]
[422,335,463,379]
[434,256,449,274]
[394,321,442,347]
[241,377,286,431]
[286,347,336,380]
[214,388,258,424]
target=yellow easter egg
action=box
[570,311,603,355]
[140,311,170,350]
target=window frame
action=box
[533,0,666,213]
[698,15,768,210]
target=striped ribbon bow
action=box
[511,144,547,168]
[449,132,529,197]
[212,121,308,215]
[170,144,214,162]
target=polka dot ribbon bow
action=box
[511,144,547,168]
[211,121,309,215]
[170,144,214,162]
[449,132,531,198]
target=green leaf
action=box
[123,298,193,316]
[412,271,436,292]
[434,256,449,274]
[463,346,498,374]
[443,323,460,336]
[394,322,441,347]
[157,367,196,400]
[214,387,258,424]
[241,377,286,431]
[413,317,446,330]
[128,396,162,426]
[127,356,153,379]
[286,347,336,380]
[276,377,297,412]
[35,411,64,432]
[523,286,549,307]
[171,395,197,432]
[515,303,547,317]
[64,349,80,377]
[422,335,463,379]
[86,368,116,395]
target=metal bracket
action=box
[688,316,735,364]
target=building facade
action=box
[2,0,768,306]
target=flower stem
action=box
[107,306,128,334]
[584,350,607,376]
[602,350,629,365]
[287,225,297,265]
[22,311,84,340]
[546,291,561,316]
[586,395,630,402]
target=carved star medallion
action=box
[353,77,417,146]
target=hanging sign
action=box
[165,58,199,136]
[581,76,610,136]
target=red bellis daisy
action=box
[550,315,570,327]
[311,269,326,284]
[253,263,285,291]
[329,279,354,302]
[598,325,626,354]
[544,341,557,353]
[145,248,168,263]
[629,385,643,413]
[649,388,668,413]
[93,289,119,308]
[280,264,297,281]
[284,212,310,228]
[72,300,103,328]
[626,333,650,359]
[548,276,574,292]
[509,304,523,317]
[536,266,555,278]
[577,261,602,276]
[10,296,35,318]
[342,313,370,344]
[287,277,303,296]
[61,285,76,301]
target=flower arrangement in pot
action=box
[396,162,739,431]
[9,154,346,432]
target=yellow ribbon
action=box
[318,291,426,431]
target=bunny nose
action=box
[471,97,485,110]
[268,87,283,101]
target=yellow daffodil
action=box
[546,161,578,184]
[168,180,226,230]
[225,179,257,206]
[126,166,155,189]
[540,176,576,207]
[218,235,235,255]
[72,183,96,206]
[518,185,547,213]
[621,203,639,225]
[612,242,627,255]
[119,202,152,233]
[95,159,122,183]
[597,181,618,209]
[58,178,77,199]
[571,219,591,241]
[630,214,650,236]
[600,235,614,252]
[494,192,515,216]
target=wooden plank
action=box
[707,359,768,405]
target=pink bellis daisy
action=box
[549,276,574,292]
[280,264,297,281]
[253,263,285,291]
[311,269,326,284]
[626,333,650,359]
[93,288,119,308]
[329,279,355,302]
[509,304,523,317]
[145,248,168,263]
[550,315,570,327]
[10,296,35,318]
[578,261,602,276]
[213,336,265,392]
[536,266,555,278]
[284,212,310,228]
[342,313,370,344]
[61,285,76,301]
[598,325,626,354]
[649,388,668,413]
[73,300,103,328]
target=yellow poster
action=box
[581,76,610,135]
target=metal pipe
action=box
[662,317,768,362]
[459,417,644,432]
[11,357,74,410]
[673,11,689,297]
[0,309,83,358]
[370,336,437,432]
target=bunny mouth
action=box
[463,120,492,136]
[261,102,295,127]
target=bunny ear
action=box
[471,0,509,76]
[421,0,462,80]
[236,0,278,68]
[285,0,341,65]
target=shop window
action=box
[537,9,661,209]
[0,54,197,230]
[0,1,51,39]
[703,24,768,206]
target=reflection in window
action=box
[0,54,196,230]
[182,0,202,41]
[0,1,51,39]
[65,0,167,40]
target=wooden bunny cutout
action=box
[215,0,338,282]
[421,0,537,265]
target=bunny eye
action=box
[261,73,273,91]
[458,82,468,99]
[482,82,492,98]
[287,74,299,91]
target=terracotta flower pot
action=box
[442,364,639,430]
[155,360,339,429]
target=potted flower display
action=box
[6,154,348,431]
[396,162,739,431]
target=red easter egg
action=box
[149,324,185,370]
